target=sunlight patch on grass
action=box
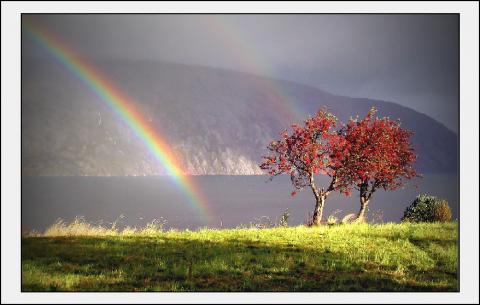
[22,222,458,292]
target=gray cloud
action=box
[23,14,459,131]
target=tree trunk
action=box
[309,174,326,226]
[356,196,370,222]
[312,195,325,226]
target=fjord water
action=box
[22,175,458,231]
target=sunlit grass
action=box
[22,221,458,292]
[26,216,168,237]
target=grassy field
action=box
[22,221,458,292]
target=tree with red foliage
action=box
[259,108,346,225]
[336,107,419,222]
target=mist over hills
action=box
[22,59,457,176]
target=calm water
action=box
[22,175,458,231]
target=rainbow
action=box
[204,16,306,123]
[23,20,212,223]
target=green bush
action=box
[402,194,452,223]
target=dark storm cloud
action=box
[23,14,458,131]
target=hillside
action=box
[22,222,458,292]
[22,59,458,176]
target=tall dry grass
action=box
[24,216,167,237]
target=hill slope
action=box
[22,222,458,291]
[22,59,457,176]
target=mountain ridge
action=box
[22,59,458,176]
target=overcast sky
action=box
[23,14,459,132]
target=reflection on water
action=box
[22,175,458,231]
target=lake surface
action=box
[22,175,458,231]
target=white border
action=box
[2,1,479,304]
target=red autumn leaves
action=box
[338,108,418,193]
[261,109,338,190]
[259,107,419,224]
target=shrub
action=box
[327,209,342,226]
[402,194,452,223]
[250,216,274,229]
[341,213,357,224]
[279,209,290,227]
[327,215,338,226]
[433,201,452,222]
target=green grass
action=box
[22,222,458,292]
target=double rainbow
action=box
[204,16,306,123]
[23,20,212,223]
